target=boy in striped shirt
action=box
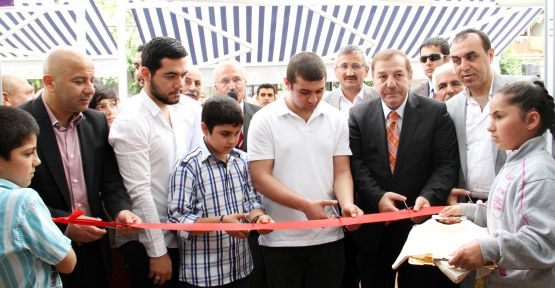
[0,106,76,287]
[168,96,273,287]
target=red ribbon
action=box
[53,206,444,231]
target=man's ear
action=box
[284,77,292,91]
[140,66,151,81]
[2,92,11,106]
[201,122,209,136]
[43,74,54,88]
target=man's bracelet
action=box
[219,215,225,223]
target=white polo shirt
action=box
[247,96,352,247]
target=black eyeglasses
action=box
[419,54,444,63]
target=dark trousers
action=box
[61,240,109,288]
[248,231,267,288]
[341,231,359,288]
[179,276,250,288]
[358,220,458,288]
[120,241,179,288]
[262,239,344,288]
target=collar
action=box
[0,178,20,189]
[199,137,242,163]
[381,93,409,121]
[140,89,165,118]
[42,95,83,128]
[339,86,365,103]
[276,95,325,119]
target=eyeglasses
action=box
[336,63,365,71]
[419,54,445,63]
[218,77,244,86]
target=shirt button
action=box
[70,154,74,158]
[72,179,78,183]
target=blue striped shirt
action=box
[168,140,262,287]
[0,179,72,288]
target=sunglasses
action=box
[419,54,444,63]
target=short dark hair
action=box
[419,37,450,55]
[202,96,244,133]
[137,44,145,53]
[256,84,276,96]
[371,49,412,75]
[141,37,188,75]
[498,80,555,135]
[286,52,327,85]
[452,28,491,53]
[0,106,40,160]
[89,82,118,109]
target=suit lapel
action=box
[395,94,419,173]
[370,101,389,174]
[34,97,72,207]
[453,95,468,180]
[77,115,94,206]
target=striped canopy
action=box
[0,0,116,78]
[131,1,542,68]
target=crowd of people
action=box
[0,27,554,288]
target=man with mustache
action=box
[431,62,464,102]
[446,29,537,205]
[324,45,378,117]
[109,37,202,287]
[349,49,458,288]
[412,37,450,99]
[19,47,141,287]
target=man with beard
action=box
[324,45,378,117]
[182,68,203,101]
[19,47,141,288]
[109,37,202,287]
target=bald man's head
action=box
[213,60,247,103]
[1,74,34,106]
[42,47,95,125]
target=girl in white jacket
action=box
[440,81,555,288]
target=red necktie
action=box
[387,111,400,173]
[236,130,244,150]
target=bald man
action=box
[183,68,202,101]
[213,60,260,152]
[1,74,34,106]
[19,47,140,288]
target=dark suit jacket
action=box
[348,93,459,253]
[19,96,131,274]
[241,101,261,152]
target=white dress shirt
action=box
[381,94,409,130]
[338,87,364,115]
[465,95,496,199]
[109,91,202,257]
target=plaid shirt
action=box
[168,140,262,286]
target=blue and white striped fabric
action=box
[131,1,542,66]
[0,179,72,288]
[167,140,262,287]
[0,0,116,59]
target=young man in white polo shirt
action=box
[248,52,363,288]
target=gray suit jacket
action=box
[446,73,537,188]
[411,81,431,98]
[324,84,379,109]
